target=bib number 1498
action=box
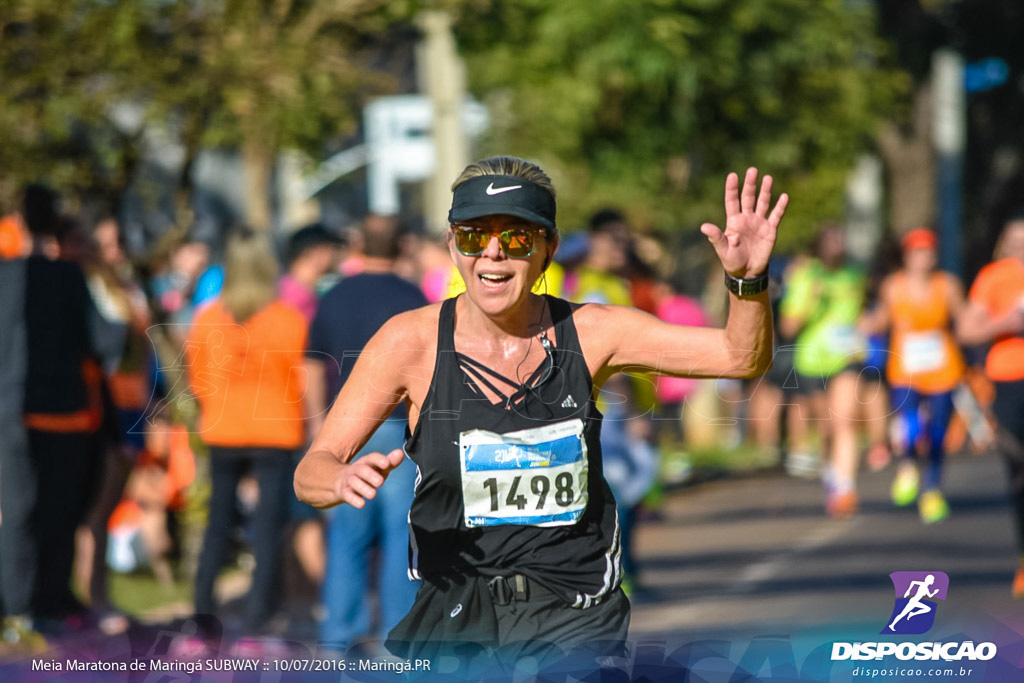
[460,418,589,527]
[482,472,578,512]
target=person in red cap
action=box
[862,228,966,524]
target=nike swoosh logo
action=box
[485,182,522,195]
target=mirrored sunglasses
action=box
[450,223,545,259]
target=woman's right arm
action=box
[293,309,432,509]
[957,300,1024,346]
[956,268,1024,346]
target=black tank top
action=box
[404,295,622,608]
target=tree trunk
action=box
[175,103,215,233]
[877,87,936,235]
[242,141,274,231]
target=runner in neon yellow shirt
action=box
[782,257,867,379]
[780,225,868,518]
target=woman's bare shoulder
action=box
[559,299,641,368]
[567,299,642,335]
[371,301,444,355]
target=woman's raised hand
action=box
[700,168,788,279]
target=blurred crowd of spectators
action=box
[2,181,1023,650]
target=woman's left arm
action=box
[586,168,786,383]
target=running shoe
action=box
[867,444,891,472]
[169,635,215,660]
[890,466,920,507]
[89,609,130,636]
[786,451,819,479]
[1013,564,1024,599]
[1,616,47,653]
[918,490,950,524]
[827,490,859,519]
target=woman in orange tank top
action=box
[865,229,966,524]
[958,215,1024,598]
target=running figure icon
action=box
[883,570,949,635]
[888,574,939,631]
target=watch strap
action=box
[724,270,769,297]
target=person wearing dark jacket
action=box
[0,185,101,638]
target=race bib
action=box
[460,418,588,528]
[826,325,865,356]
[900,331,947,374]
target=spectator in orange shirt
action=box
[187,227,308,634]
[0,213,29,259]
[957,213,1024,597]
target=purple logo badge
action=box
[882,571,949,635]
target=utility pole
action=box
[845,154,884,266]
[418,11,470,235]
[932,48,966,277]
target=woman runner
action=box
[294,156,787,670]
[957,215,1024,598]
[863,228,966,523]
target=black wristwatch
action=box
[724,270,769,297]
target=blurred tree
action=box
[878,0,1024,280]
[875,0,949,240]
[1,0,420,585]
[0,0,417,230]
[954,0,1024,279]
[453,0,906,252]
[138,0,416,231]
[0,2,146,214]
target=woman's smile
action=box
[477,269,514,287]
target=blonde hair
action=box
[221,228,279,323]
[994,218,1024,260]
[451,156,556,198]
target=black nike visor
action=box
[448,174,557,231]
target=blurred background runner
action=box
[862,228,966,524]
[956,214,1024,598]
[779,224,870,518]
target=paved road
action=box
[4,450,1021,682]
[629,449,1021,644]
[139,449,1021,648]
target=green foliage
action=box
[0,0,418,214]
[454,0,906,250]
[142,0,413,155]
[0,1,143,206]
